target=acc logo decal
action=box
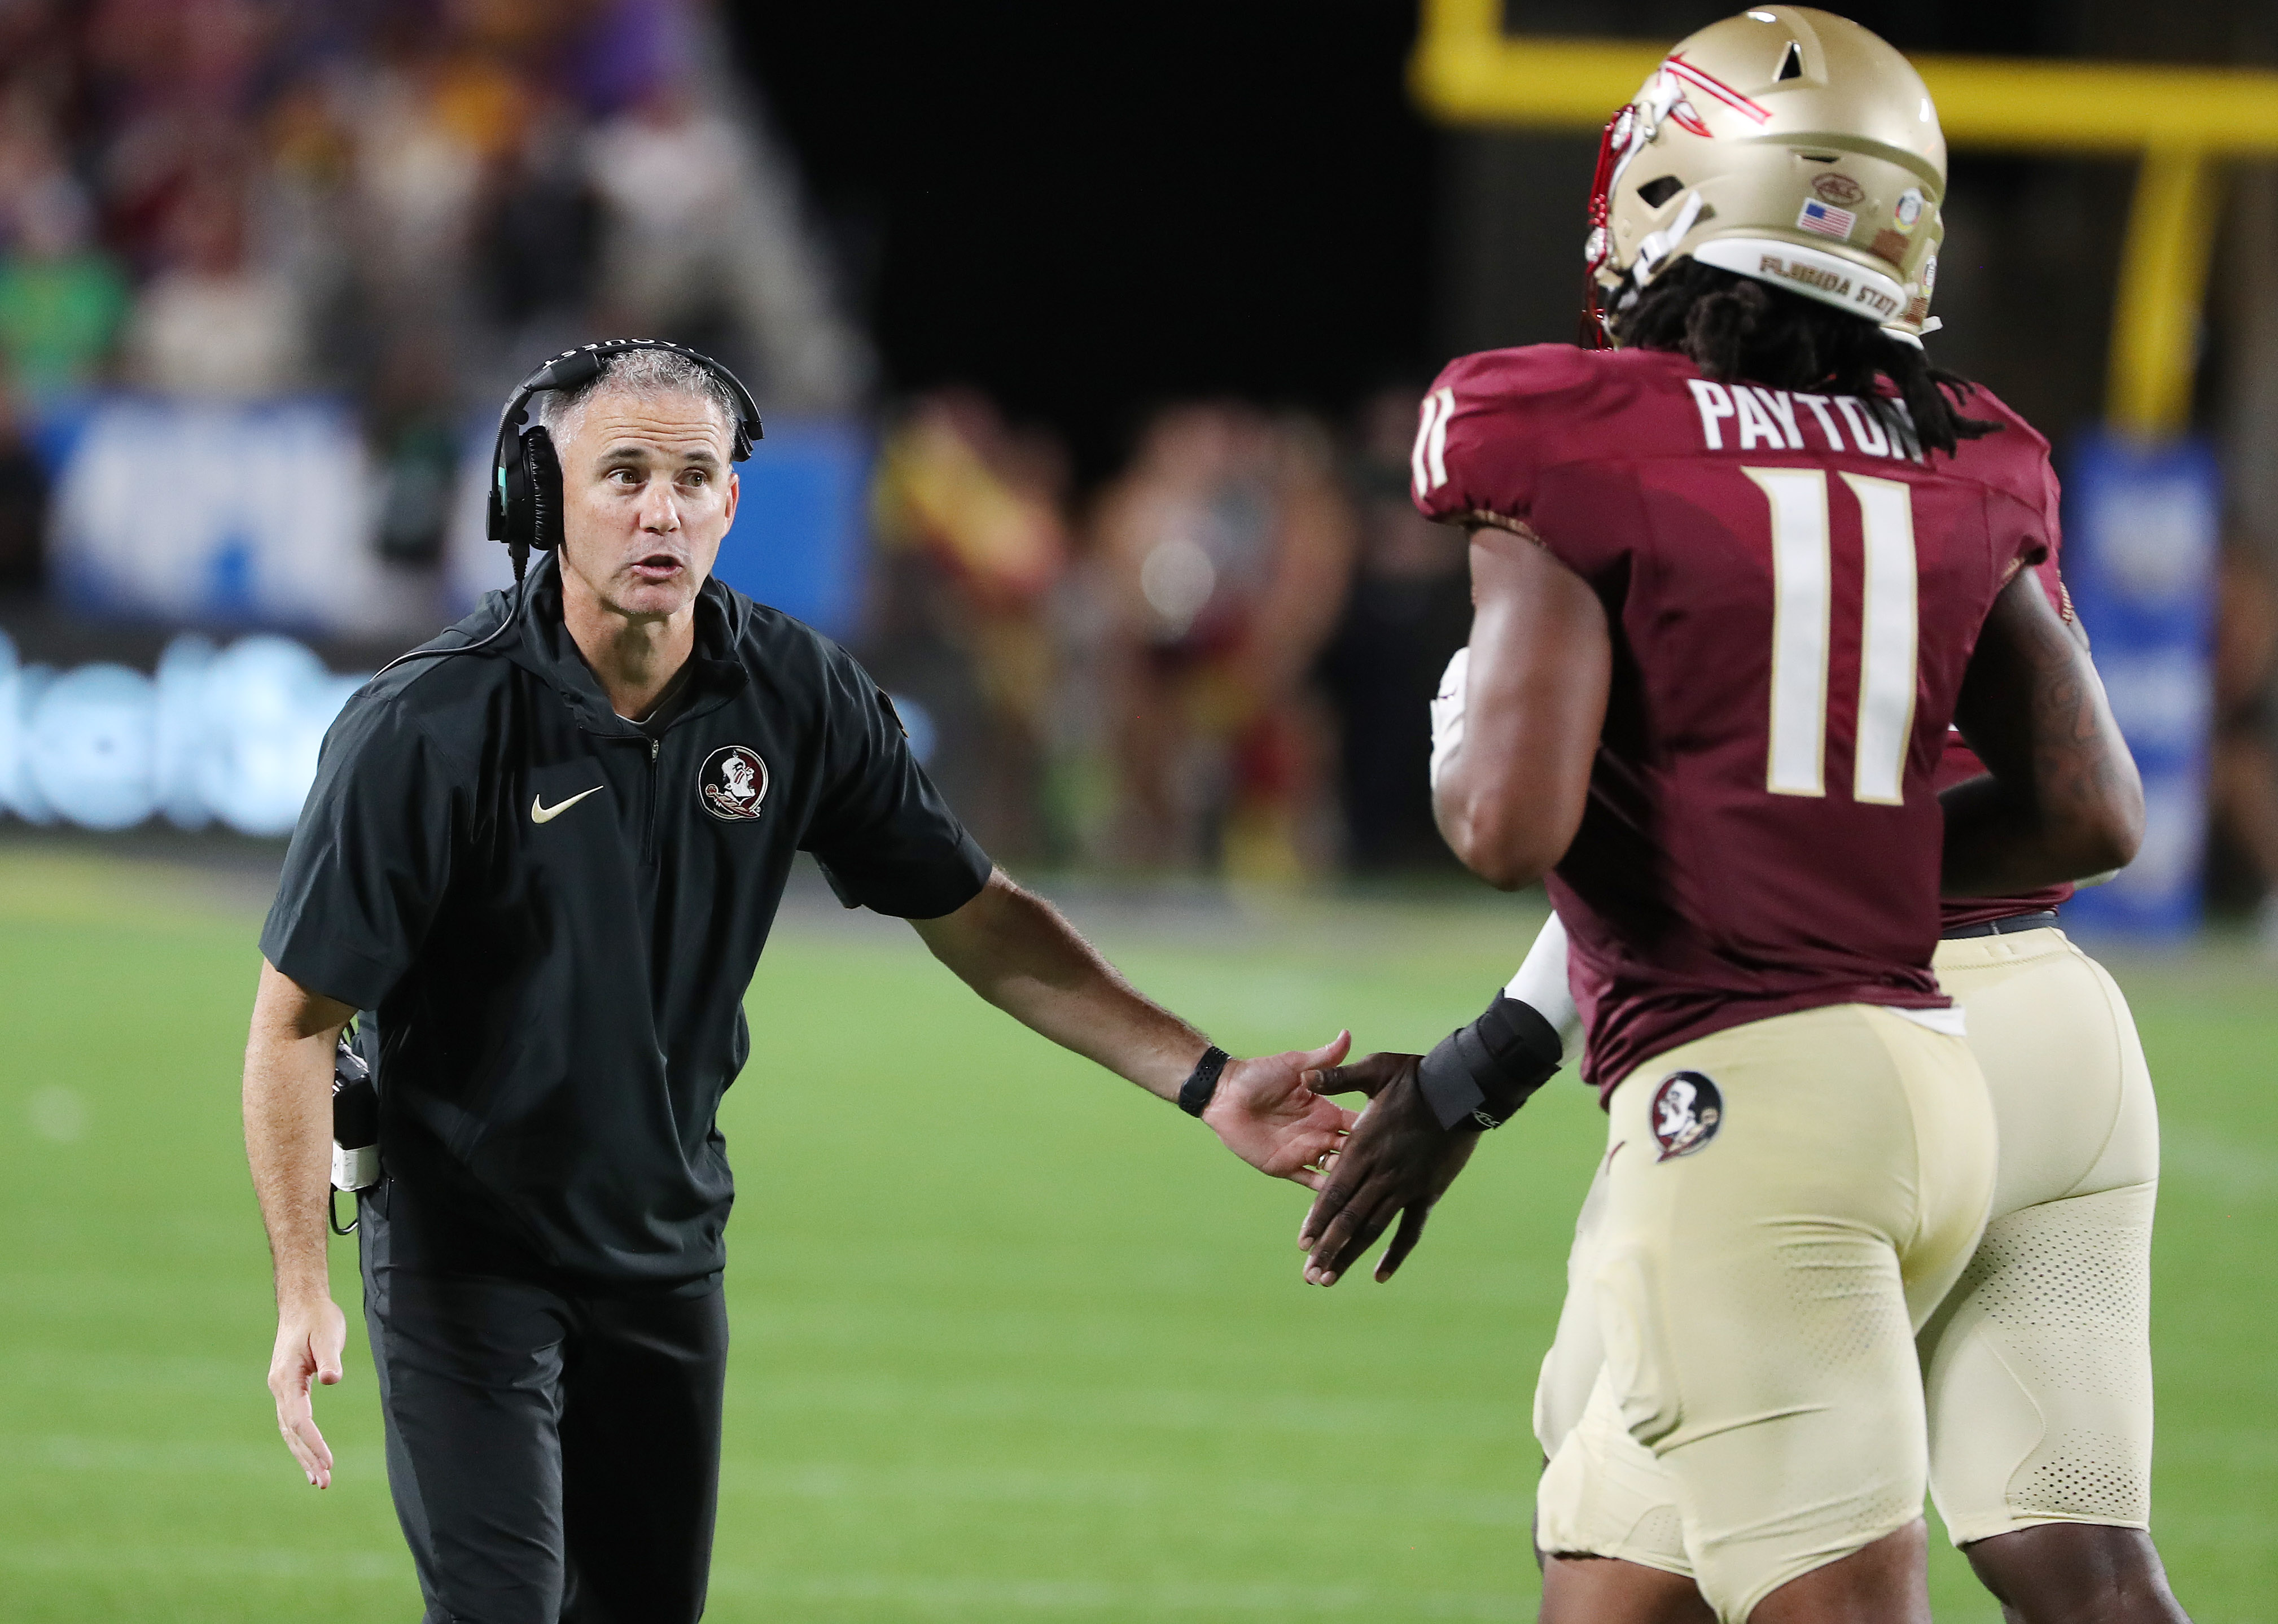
[1811,173,1865,205]
[1649,1070,1723,1161]
[699,745,769,821]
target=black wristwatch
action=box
[1177,1046,1232,1117]
[1416,993,1564,1131]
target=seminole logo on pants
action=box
[1651,1070,1723,1161]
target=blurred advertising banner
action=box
[709,419,871,640]
[0,629,365,837]
[46,397,433,634]
[45,400,870,642]
[2061,433,2219,940]
[446,417,870,641]
[10,400,869,839]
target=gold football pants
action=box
[1535,930,2159,1611]
[1534,1002,1997,1622]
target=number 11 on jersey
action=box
[1744,467,1919,806]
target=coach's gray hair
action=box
[532,348,742,448]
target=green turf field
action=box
[2,843,2272,1622]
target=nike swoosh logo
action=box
[531,786,605,824]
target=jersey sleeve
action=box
[2032,454,2071,619]
[259,695,462,1010]
[1410,345,1605,535]
[801,647,993,918]
[1967,387,2057,587]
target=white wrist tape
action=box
[1429,646,1469,791]
[1504,911,1583,1060]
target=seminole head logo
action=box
[699,745,769,821]
[1649,1070,1723,1161]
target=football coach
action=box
[241,339,1355,1624]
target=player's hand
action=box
[268,1293,347,1488]
[1202,1032,1360,1190]
[1298,1052,1479,1285]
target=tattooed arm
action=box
[1943,570,2144,896]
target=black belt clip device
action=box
[330,1029,381,1236]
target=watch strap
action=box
[1178,1045,1232,1118]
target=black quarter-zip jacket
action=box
[261,557,992,1287]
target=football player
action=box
[1506,874,2182,1623]
[1296,9,2157,1621]
[1437,476,2180,1624]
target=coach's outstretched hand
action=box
[1204,1032,1362,1190]
[912,871,1364,1188]
[1298,1052,1479,1285]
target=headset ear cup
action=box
[522,427,565,553]
[498,432,534,553]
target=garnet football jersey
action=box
[1414,344,2052,1093]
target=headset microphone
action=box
[378,339,762,680]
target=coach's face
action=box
[556,384,740,623]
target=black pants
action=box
[360,1196,729,1624]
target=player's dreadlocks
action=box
[1613,259,1999,458]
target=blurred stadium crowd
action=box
[0,0,1483,881]
[0,0,2270,926]
[866,384,1477,879]
[0,0,861,579]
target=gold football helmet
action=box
[1585,6,1946,343]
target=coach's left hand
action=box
[1296,1052,1479,1285]
[269,1293,347,1488]
[1202,1032,1361,1190]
